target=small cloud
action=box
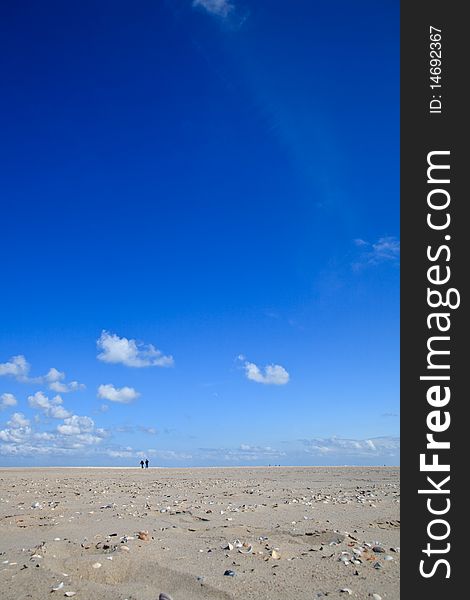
[28,391,71,419]
[0,355,30,379]
[98,404,109,413]
[353,238,368,247]
[8,412,30,428]
[97,331,174,368]
[57,415,95,436]
[192,0,234,18]
[239,357,289,385]
[138,426,158,435]
[352,236,400,270]
[46,368,85,393]
[0,393,17,409]
[301,436,400,458]
[97,383,140,404]
[0,356,85,392]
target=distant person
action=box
[140,460,144,469]
[145,459,149,469]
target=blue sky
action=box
[0,0,399,466]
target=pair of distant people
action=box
[140,459,149,469]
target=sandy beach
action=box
[0,467,399,600]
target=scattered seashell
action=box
[372,546,385,553]
[92,562,102,569]
[52,582,64,591]
[384,555,394,561]
[64,593,76,598]
[340,589,353,594]
[271,549,281,560]
[223,543,234,551]
[238,543,253,554]
[224,569,236,576]
[159,594,173,600]
[138,531,150,541]
[371,594,382,600]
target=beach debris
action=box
[238,543,253,554]
[384,555,394,561]
[100,503,115,509]
[138,530,150,541]
[373,562,382,570]
[159,594,174,600]
[51,582,64,591]
[371,594,382,600]
[372,546,385,553]
[271,549,281,560]
[340,588,353,594]
[224,569,236,577]
[31,502,42,509]
[64,593,76,597]
[92,562,102,569]
[223,543,234,551]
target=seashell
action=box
[384,555,394,561]
[51,582,64,591]
[223,569,236,576]
[223,543,234,551]
[64,593,76,597]
[372,545,385,553]
[159,594,174,600]
[340,589,353,594]
[371,595,382,600]
[238,543,253,554]
[233,539,243,548]
[271,549,281,560]
[138,531,150,541]
[92,562,102,569]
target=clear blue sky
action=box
[0,0,399,466]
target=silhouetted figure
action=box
[140,460,144,468]
[145,459,149,469]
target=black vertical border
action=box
[401,1,466,597]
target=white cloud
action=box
[353,236,400,269]
[0,355,30,379]
[57,415,95,436]
[240,358,290,385]
[192,0,234,18]
[0,356,85,392]
[97,383,140,404]
[8,412,30,428]
[97,331,174,368]
[28,392,71,419]
[301,436,400,458]
[199,444,285,462]
[0,393,17,409]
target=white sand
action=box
[0,467,399,599]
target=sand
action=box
[0,467,399,599]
